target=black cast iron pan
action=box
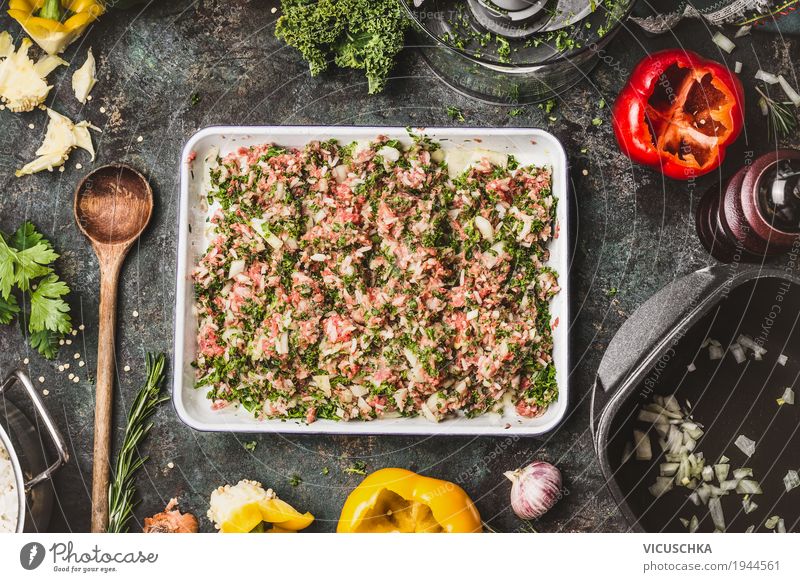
[592,265,800,532]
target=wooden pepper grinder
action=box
[696,149,800,263]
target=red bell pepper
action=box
[612,49,744,180]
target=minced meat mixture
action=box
[193,135,559,423]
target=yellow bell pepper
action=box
[207,480,315,533]
[337,468,482,533]
[8,0,106,55]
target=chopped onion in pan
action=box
[714,463,730,482]
[777,519,786,534]
[755,69,780,84]
[660,462,679,477]
[733,468,753,480]
[702,466,714,482]
[745,525,755,533]
[708,497,725,531]
[784,470,799,492]
[777,354,788,366]
[735,25,752,38]
[634,430,652,461]
[649,477,674,498]
[709,345,724,360]
[687,363,696,372]
[779,387,794,406]
[734,61,742,74]
[697,484,712,505]
[735,434,756,457]
[730,343,746,364]
[712,31,736,53]
[736,480,763,495]
[664,395,681,413]
[742,496,758,514]
[765,515,780,529]
[778,75,800,107]
[737,334,767,357]
[686,515,698,533]
[622,442,634,464]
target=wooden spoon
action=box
[74,164,154,533]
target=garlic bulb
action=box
[505,461,562,520]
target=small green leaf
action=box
[29,274,72,334]
[29,329,60,359]
[0,293,19,325]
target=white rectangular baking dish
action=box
[174,126,570,435]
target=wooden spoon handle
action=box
[90,255,124,533]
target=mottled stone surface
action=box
[0,1,797,533]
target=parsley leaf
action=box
[29,274,72,334]
[0,239,17,300]
[29,329,60,359]
[0,223,72,360]
[0,222,58,292]
[0,293,19,325]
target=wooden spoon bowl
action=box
[75,164,153,246]
[74,163,154,532]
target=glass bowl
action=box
[402,0,636,104]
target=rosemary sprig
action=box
[756,86,797,142]
[107,353,168,533]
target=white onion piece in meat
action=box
[474,216,494,241]
[228,259,246,279]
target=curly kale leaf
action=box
[276,0,409,94]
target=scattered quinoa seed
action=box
[79,361,85,367]
[123,365,131,372]
[42,389,49,396]
[23,358,29,365]
[38,376,44,383]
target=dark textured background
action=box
[0,0,797,533]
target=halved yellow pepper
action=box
[207,479,315,533]
[8,0,106,54]
[337,468,482,533]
